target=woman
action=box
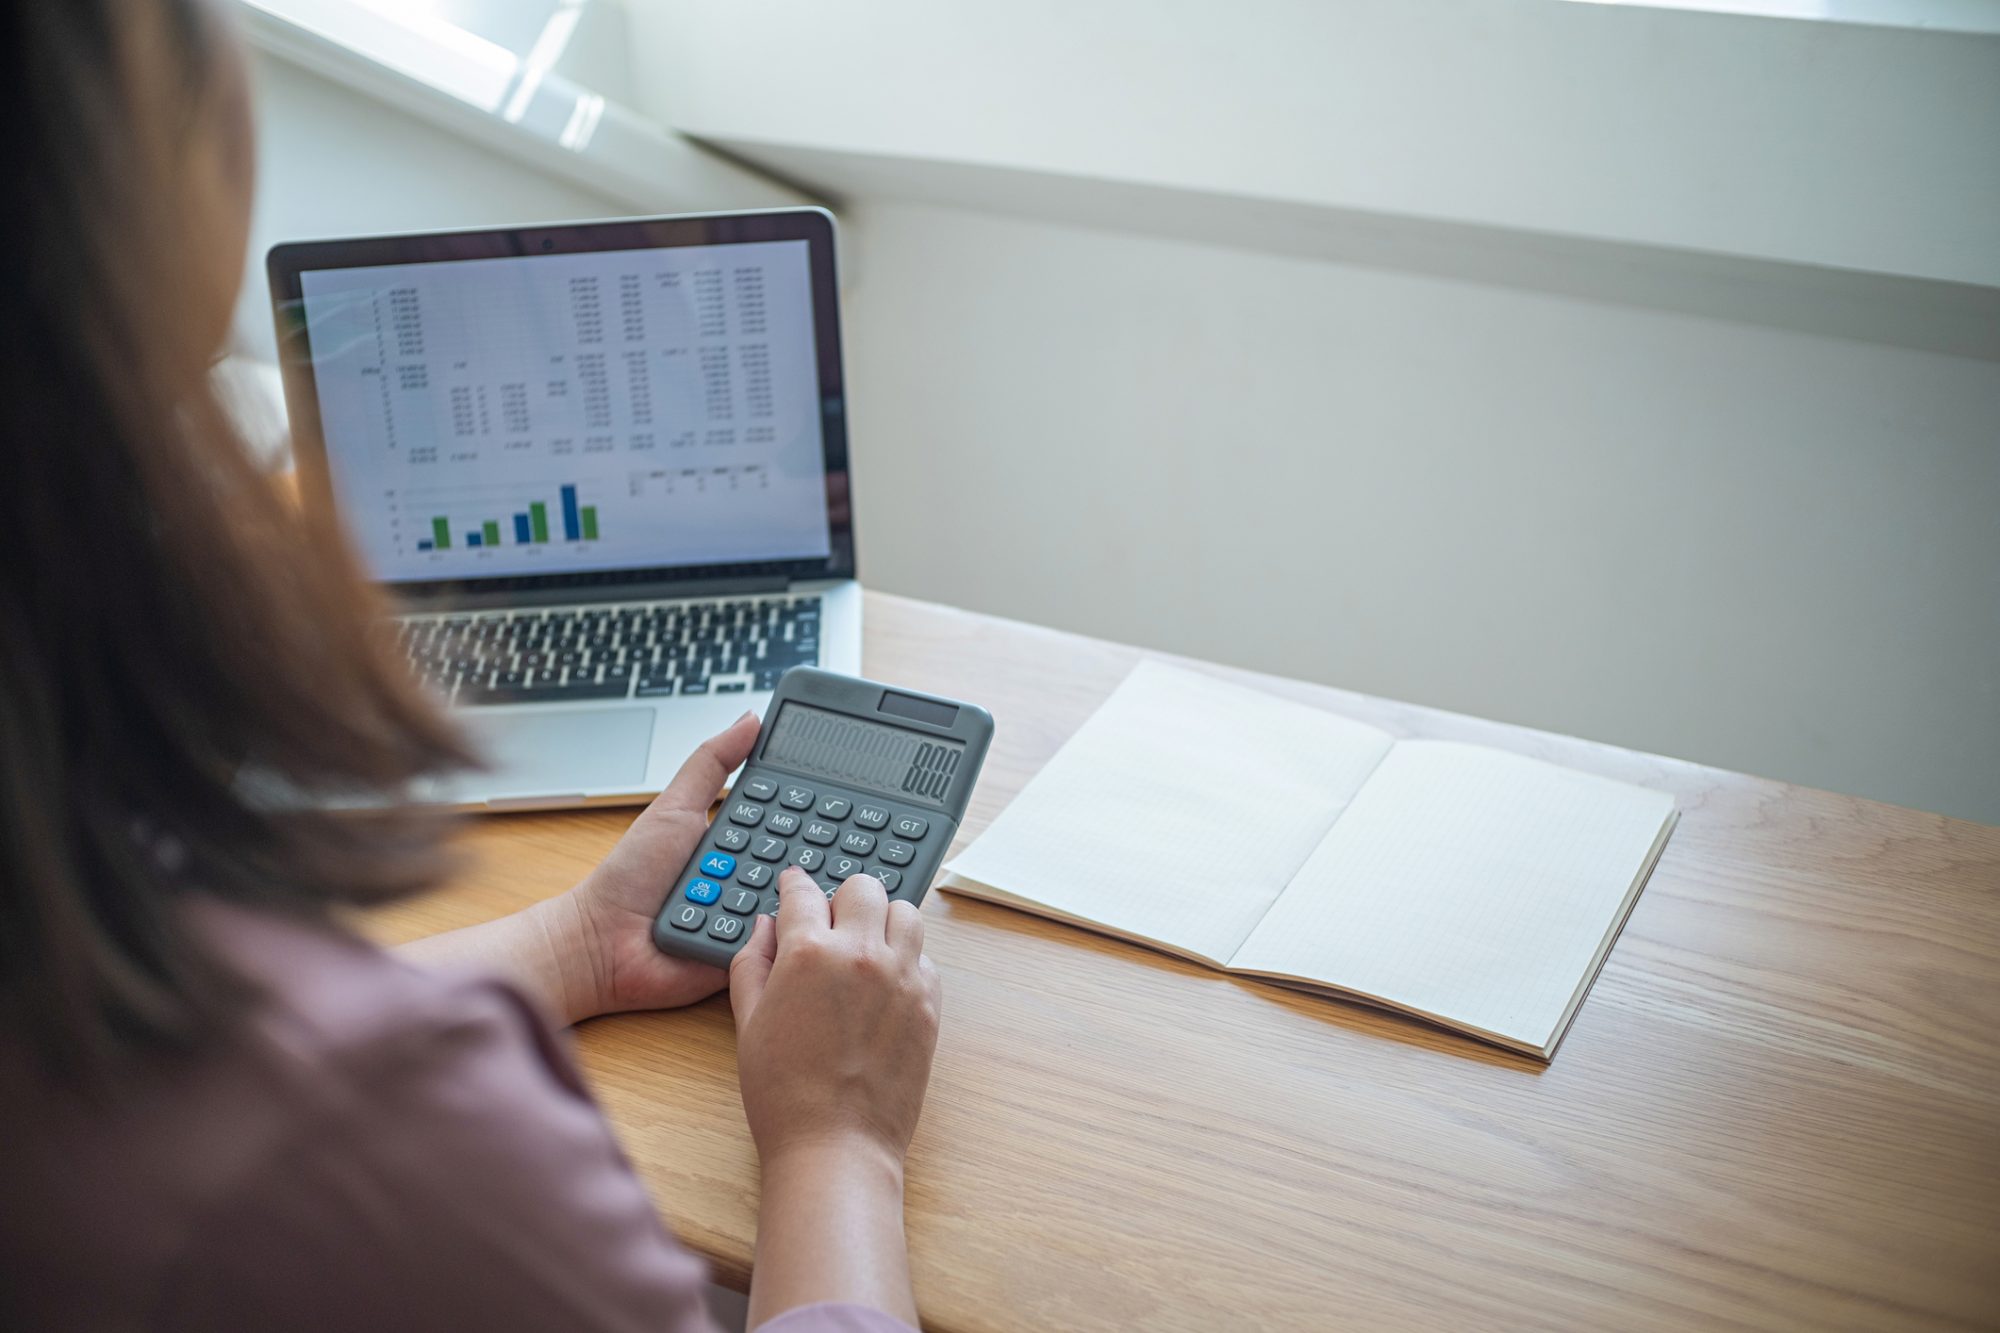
[0,3,938,1329]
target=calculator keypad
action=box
[666,768,953,954]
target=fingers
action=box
[727,913,777,1031]
[886,898,925,963]
[774,867,830,946]
[653,712,760,818]
[831,873,888,940]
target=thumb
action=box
[727,913,777,1031]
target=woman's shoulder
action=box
[190,896,546,1072]
[156,900,715,1329]
[3,899,656,1330]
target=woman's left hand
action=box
[548,711,763,1020]
[398,712,762,1025]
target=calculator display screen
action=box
[762,703,965,803]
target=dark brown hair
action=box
[1,0,475,1081]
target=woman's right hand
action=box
[728,868,942,1170]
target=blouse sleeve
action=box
[150,976,911,1333]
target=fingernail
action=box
[738,710,758,725]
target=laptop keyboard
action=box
[396,595,822,706]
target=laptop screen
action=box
[290,233,835,585]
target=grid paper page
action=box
[1231,740,1675,1051]
[944,662,1395,965]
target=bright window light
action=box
[237,0,602,118]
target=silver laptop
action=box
[269,208,861,810]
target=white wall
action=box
[638,0,2000,287]
[235,51,631,360]
[838,202,2000,824]
[627,0,2000,823]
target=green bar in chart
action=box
[482,520,501,547]
[530,502,550,543]
[580,506,599,540]
[431,516,450,549]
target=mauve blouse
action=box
[0,899,915,1333]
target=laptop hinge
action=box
[397,574,791,613]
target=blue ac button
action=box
[699,851,737,878]
[684,878,722,905]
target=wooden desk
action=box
[363,592,2000,1331]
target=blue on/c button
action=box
[699,852,737,878]
[684,878,722,905]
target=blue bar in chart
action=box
[561,484,581,541]
[417,539,434,551]
[466,531,483,547]
[514,513,532,544]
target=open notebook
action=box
[941,662,1678,1059]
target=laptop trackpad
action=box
[465,708,655,797]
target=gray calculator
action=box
[651,667,994,967]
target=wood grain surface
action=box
[360,592,2000,1331]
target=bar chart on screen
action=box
[397,482,603,555]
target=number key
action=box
[791,846,825,872]
[828,854,864,881]
[736,862,774,888]
[722,887,760,914]
[728,801,765,826]
[854,804,890,830]
[707,914,744,943]
[751,835,787,862]
[668,902,706,931]
[879,840,915,867]
[891,815,928,840]
[739,776,778,802]
[839,830,876,856]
